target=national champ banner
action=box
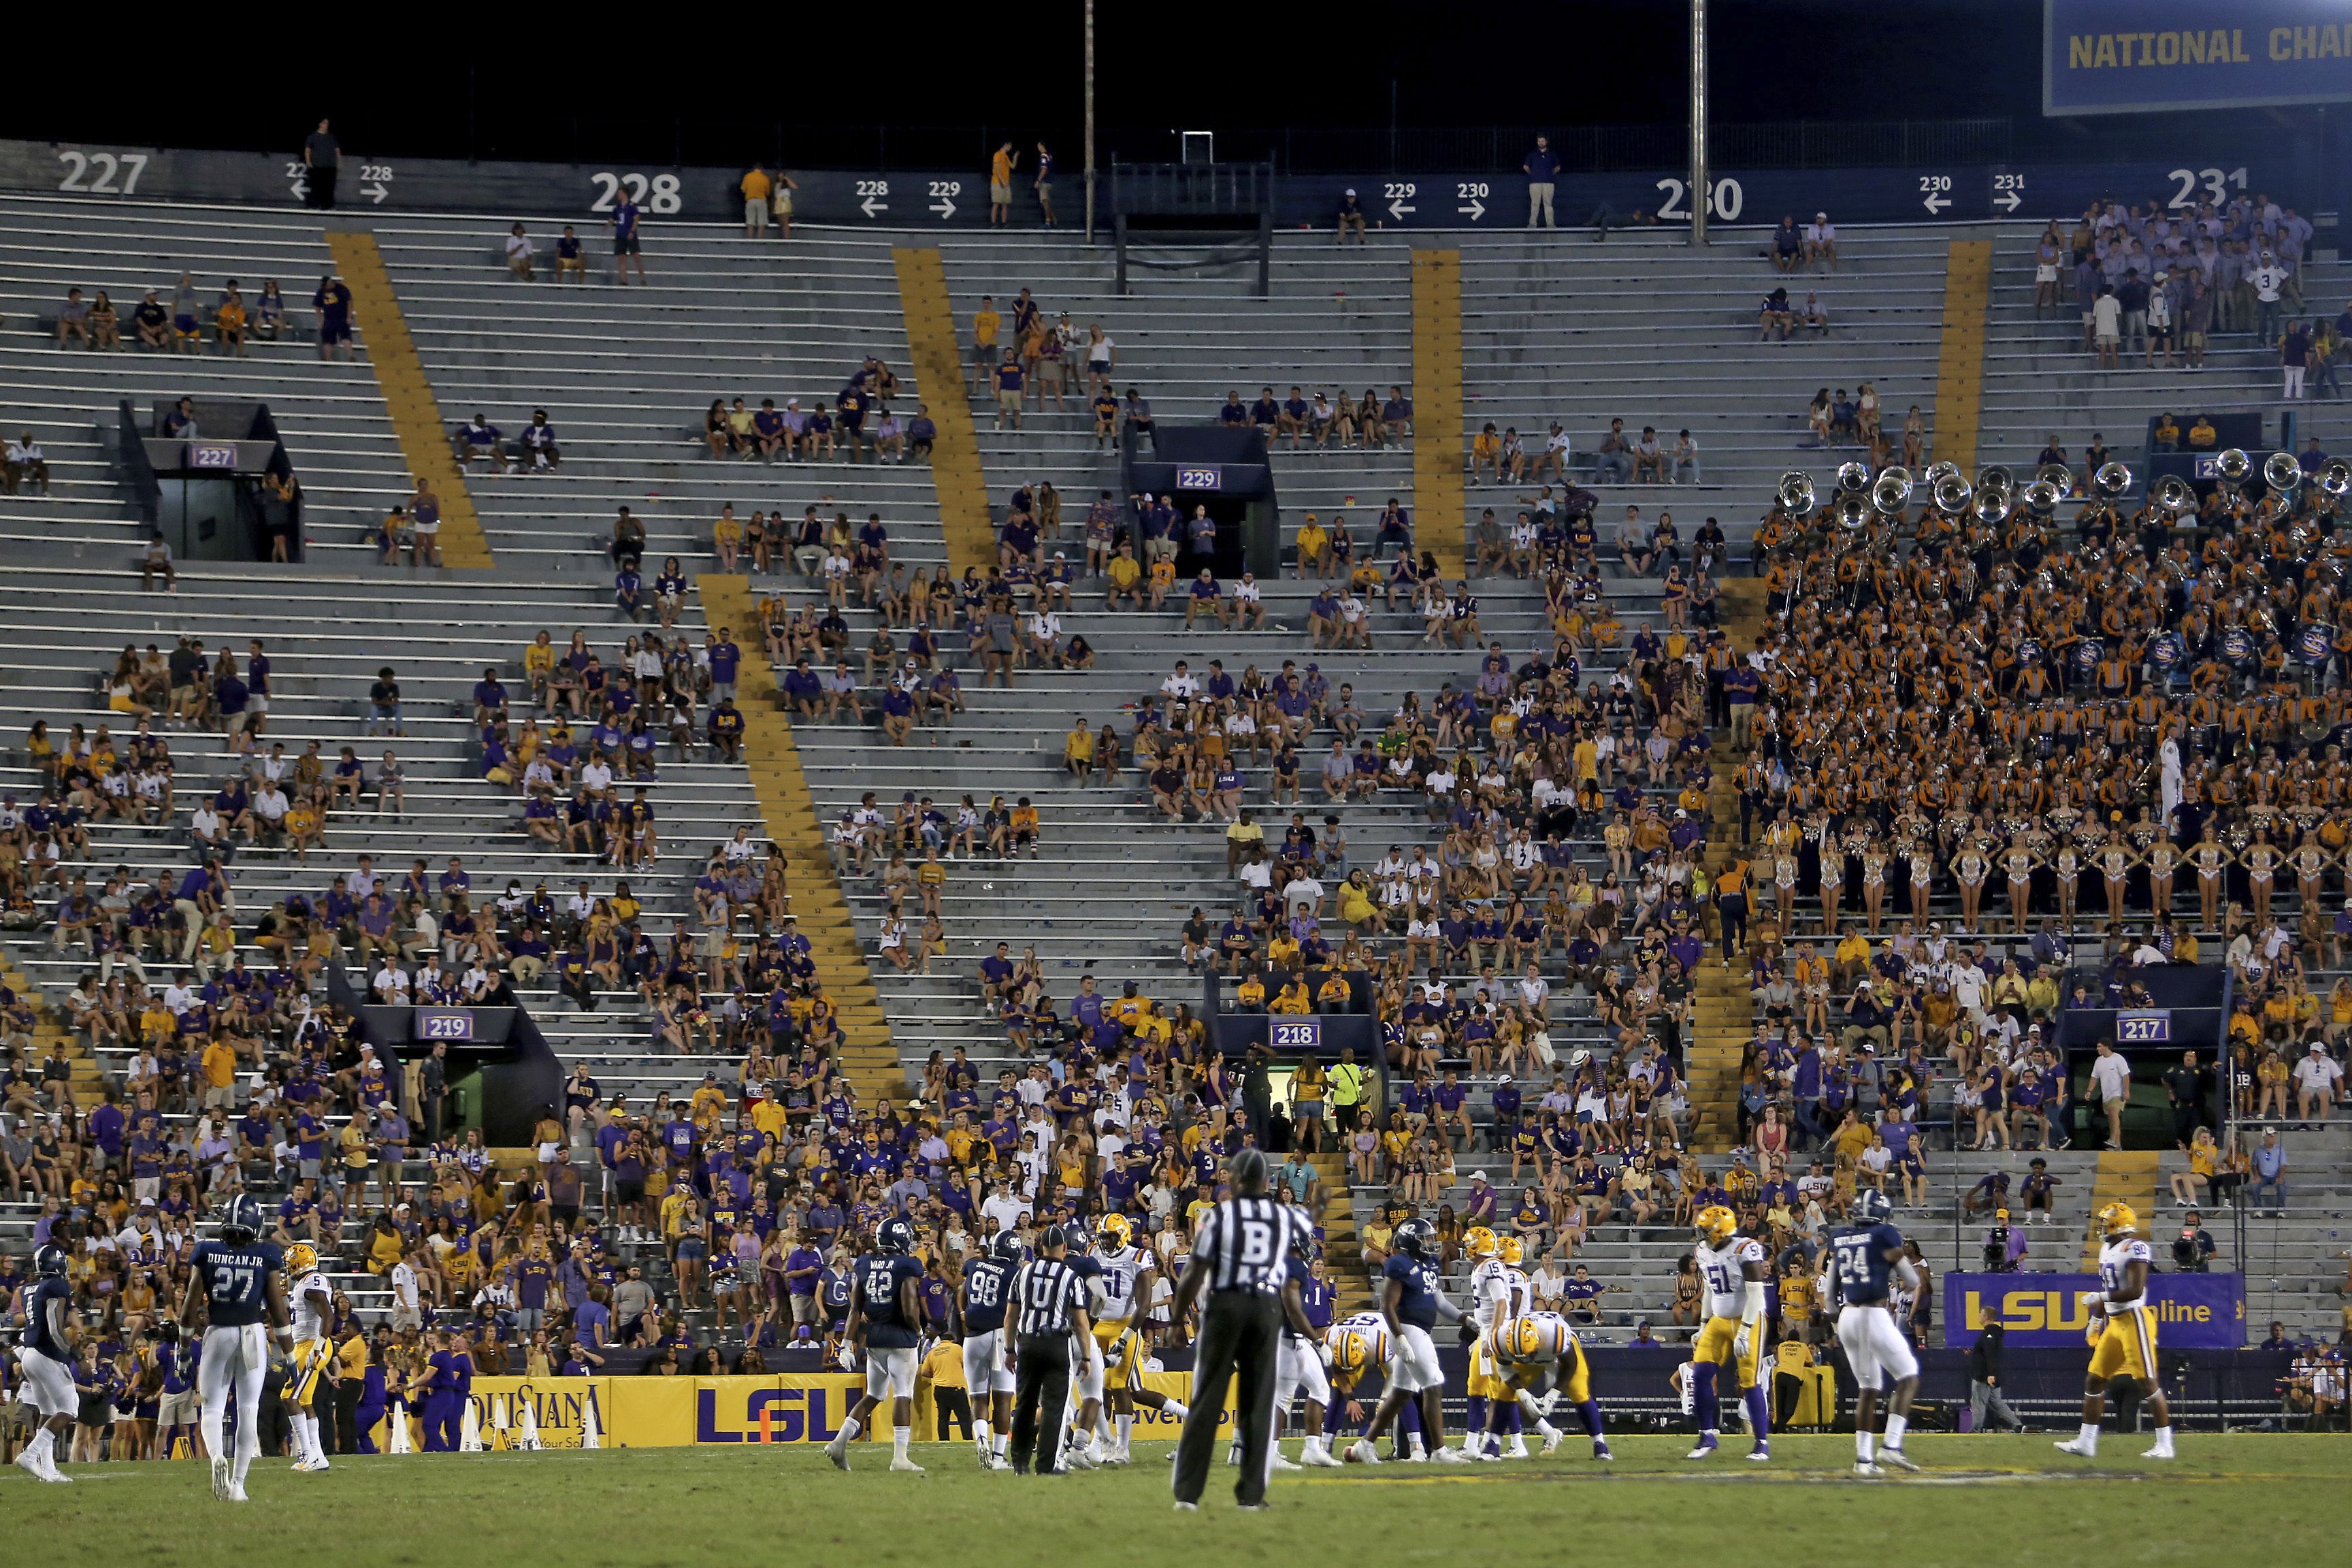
[1942,1272,2244,1349]
[2045,0,2352,116]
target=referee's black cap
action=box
[1039,1224,1069,1252]
[1228,1147,1269,1194]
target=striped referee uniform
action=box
[1008,1243,1089,1474]
[1173,1191,1298,1507]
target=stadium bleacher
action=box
[3,177,2349,1467]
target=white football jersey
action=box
[1094,1245,1152,1325]
[1470,1259,1515,1332]
[289,1269,331,1341]
[1696,1237,1765,1320]
[1502,1265,1533,1323]
[2097,1236,2154,1313]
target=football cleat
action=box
[1852,1461,1883,1477]
[212,1456,233,1500]
[1272,1454,1302,1471]
[1748,1445,1771,1463]
[1878,1448,1920,1472]
[2053,1439,2095,1458]
[1540,1428,1565,1456]
[1432,1446,1471,1463]
[1592,1441,1614,1461]
[1344,1439,1378,1465]
[1686,1437,1720,1460]
[2143,1443,2175,1460]
[823,1437,851,1471]
[888,1456,925,1473]
[1303,1445,1343,1468]
[1173,1501,1200,1512]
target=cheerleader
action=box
[2002,834,2037,932]
[2244,828,2281,926]
[1955,840,1990,932]
[2192,821,2229,933]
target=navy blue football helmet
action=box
[219,1193,267,1241]
[877,1215,916,1256]
[33,1243,66,1278]
[1394,1218,1435,1259]
[991,1229,1026,1262]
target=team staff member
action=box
[1169,1148,1316,1509]
[1006,1224,1092,1475]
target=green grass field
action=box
[5,1435,2349,1566]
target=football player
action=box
[1236,1203,1340,1469]
[283,1241,336,1472]
[1823,1209,1922,1474]
[1345,1218,1472,1463]
[825,1214,926,1473]
[182,1194,289,1502]
[1488,1309,1612,1461]
[1686,1205,1771,1462]
[1456,1227,1512,1457]
[2055,1202,2176,1461]
[960,1229,1023,1470]
[1060,1223,1110,1469]
[1092,1213,1188,1464]
[10,1243,76,1482]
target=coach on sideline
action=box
[1169,1148,1319,1509]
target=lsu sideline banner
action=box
[423,1370,1228,1449]
[1942,1271,2244,1349]
[2045,0,2352,116]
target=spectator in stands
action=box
[303,118,340,208]
[555,225,587,282]
[1522,137,1558,227]
[1772,216,1801,273]
[1335,187,1367,244]
[1803,212,1836,270]
[169,272,201,353]
[504,224,536,281]
[3,433,49,497]
[314,273,355,361]
[988,142,1018,227]
[408,476,442,568]
[54,287,92,348]
[250,280,286,342]
[519,410,560,472]
[1592,419,1633,484]
[132,289,168,349]
[992,350,1025,429]
[609,192,647,285]
[459,413,508,474]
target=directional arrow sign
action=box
[363,182,389,204]
[290,178,309,202]
[930,197,956,220]
[1922,192,1951,214]
[1458,197,1485,221]
[1388,197,1415,221]
[861,195,887,218]
[1994,189,2022,213]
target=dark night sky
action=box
[1,2,2057,166]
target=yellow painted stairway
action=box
[1305,1154,1375,1314]
[1690,576,1770,1151]
[2080,1152,2162,1267]
[323,231,495,569]
[0,953,99,1098]
[698,575,902,1107]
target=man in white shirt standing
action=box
[2089,1039,2134,1151]
[389,1251,423,1332]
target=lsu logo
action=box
[1963,1288,2097,1334]
[696,1385,844,1444]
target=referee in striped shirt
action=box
[1169,1147,1318,1509]
[1006,1224,1092,1475]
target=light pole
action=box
[1690,0,1709,246]
[1085,0,1097,244]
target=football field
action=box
[5,1435,2349,1566]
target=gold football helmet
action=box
[285,1241,319,1276]
[1697,1205,1739,1246]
